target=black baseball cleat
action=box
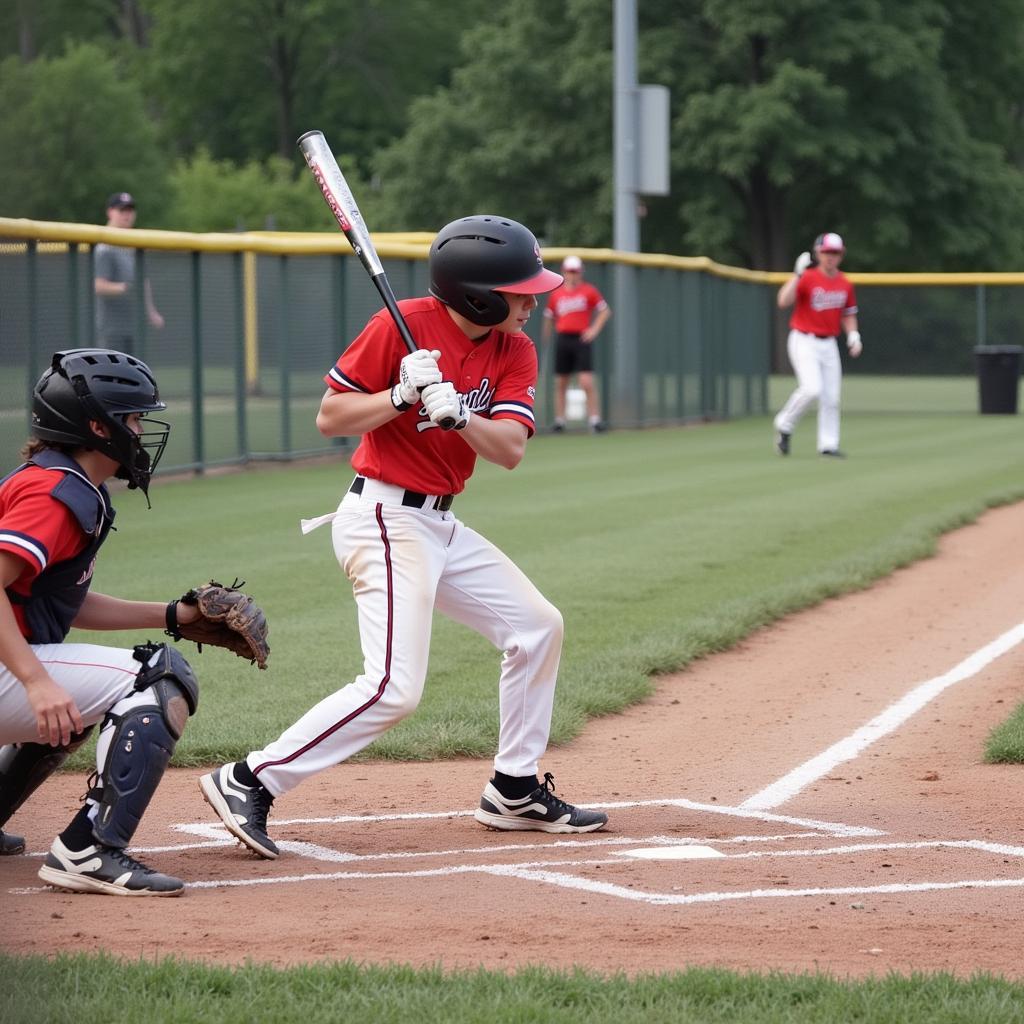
[589,420,607,434]
[0,829,25,855]
[200,763,279,859]
[474,772,608,834]
[38,837,184,896]
[550,421,566,434]
[774,430,790,456]
[819,449,846,458]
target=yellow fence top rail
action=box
[3,218,1024,286]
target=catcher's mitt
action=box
[165,579,269,669]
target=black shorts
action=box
[554,332,593,375]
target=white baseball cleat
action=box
[38,837,184,896]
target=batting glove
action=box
[793,251,812,277]
[421,381,471,430]
[395,348,442,408]
[846,330,863,357]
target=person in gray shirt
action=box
[94,192,164,349]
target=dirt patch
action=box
[3,503,1023,977]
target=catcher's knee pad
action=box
[132,641,200,733]
[0,727,95,826]
[89,644,199,848]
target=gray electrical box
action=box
[637,84,670,196]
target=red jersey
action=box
[325,296,538,495]
[790,267,857,336]
[544,282,607,335]
[0,465,90,638]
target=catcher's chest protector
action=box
[1,452,115,643]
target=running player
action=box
[774,232,863,457]
[199,215,608,858]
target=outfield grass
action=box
[61,399,1023,770]
[3,953,1023,1024]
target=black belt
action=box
[811,332,835,339]
[350,476,454,512]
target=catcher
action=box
[0,348,268,897]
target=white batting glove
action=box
[794,251,812,277]
[846,330,863,357]
[395,348,442,408]
[420,381,471,430]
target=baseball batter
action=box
[0,349,200,895]
[774,232,862,457]
[200,215,608,859]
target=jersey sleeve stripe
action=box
[490,400,535,424]
[326,367,368,393]
[0,531,48,570]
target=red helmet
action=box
[429,215,562,326]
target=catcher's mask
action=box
[428,215,563,327]
[32,349,170,498]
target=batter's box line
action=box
[170,796,885,840]
[496,869,1024,907]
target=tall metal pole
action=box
[614,0,639,252]
[612,0,640,425]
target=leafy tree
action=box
[373,0,1024,270]
[0,0,123,61]
[658,0,1024,270]
[141,0,489,171]
[161,149,352,231]
[373,0,612,242]
[0,43,168,223]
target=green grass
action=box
[3,954,1024,1024]
[59,400,1023,770]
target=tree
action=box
[654,0,1024,269]
[142,0,490,170]
[161,149,346,231]
[373,0,613,242]
[0,43,168,223]
[373,0,1024,271]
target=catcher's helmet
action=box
[429,215,563,327]
[32,349,170,497]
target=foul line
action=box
[741,621,1024,810]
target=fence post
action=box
[233,251,249,462]
[26,240,39,432]
[190,250,204,473]
[279,255,292,456]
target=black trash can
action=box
[974,345,1022,414]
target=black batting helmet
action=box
[428,215,563,327]
[32,349,170,497]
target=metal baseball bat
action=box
[297,129,454,428]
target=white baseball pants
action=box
[0,644,140,745]
[774,330,843,452]
[249,479,563,797]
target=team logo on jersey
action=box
[810,286,848,312]
[417,377,497,431]
[527,385,536,400]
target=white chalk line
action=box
[13,838,1023,900]
[741,621,1024,811]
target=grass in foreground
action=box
[58,397,1022,769]
[3,954,1024,1024]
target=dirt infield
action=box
[3,503,1023,978]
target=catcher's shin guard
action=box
[0,727,95,827]
[89,644,199,848]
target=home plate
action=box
[616,845,725,860]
